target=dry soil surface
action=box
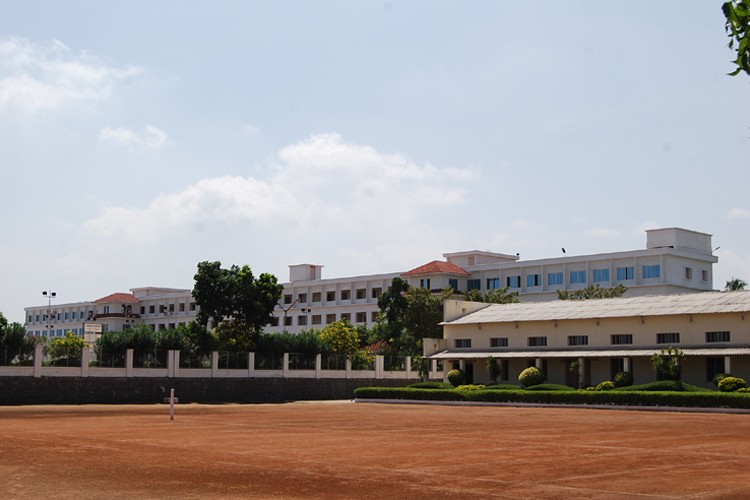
[0,401,749,499]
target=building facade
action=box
[24,227,718,337]
[428,292,750,389]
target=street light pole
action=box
[42,289,57,338]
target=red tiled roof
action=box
[94,293,140,304]
[401,260,471,277]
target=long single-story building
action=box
[426,291,750,388]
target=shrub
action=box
[456,384,486,391]
[713,373,731,388]
[447,369,465,387]
[737,387,750,393]
[613,381,712,392]
[518,367,545,388]
[524,383,575,391]
[613,371,634,388]
[595,381,615,391]
[718,376,747,392]
[408,381,454,390]
[484,384,522,390]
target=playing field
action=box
[0,401,748,499]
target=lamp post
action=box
[301,307,313,329]
[42,290,57,338]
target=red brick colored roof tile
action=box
[94,293,140,304]
[401,260,471,277]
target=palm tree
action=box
[725,278,748,291]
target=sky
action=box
[0,1,748,323]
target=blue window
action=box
[35,314,39,322]
[526,274,541,287]
[548,272,564,285]
[570,270,586,284]
[592,269,610,283]
[487,278,501,290]
[448,278,458,291]
[467,279,481,291]
[643,265,661,279]
[507,276,521,288]
[72,311,77,320]
[419,278,431,289]
[616,266,635,280]
[64,312,70,320]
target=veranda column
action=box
[725,356,732,375]
[578,357,585,389]
[623,357,630,372]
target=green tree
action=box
[463,287,520,304]
[651,346,685,382]
[399,287,446,356]
[557,284,627,300]
[725,277,747,291]
[0,311,7,334]
[723,0,750,77]
[47,332,86,366]
[192,261,283,335]
[193,261,233,327]
[486,356,501,384]
[319,319,360,358]
[375,277,410,344]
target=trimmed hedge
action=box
[524,383,576,392]
[613,381,712,392]
[352,386,750,409]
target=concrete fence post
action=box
[126,349,134,377]
[282,353,290,379]
[248,352,255,378]
[33,343,43,378]
[376,355,383,379]
[345,358,352,379]
[315,353,322,379]
[81,347,91,377]
[168,350,177,378]
[405,356,412,379]
[211,351,219,377]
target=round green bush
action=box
[713,373,731,388]
[447,369,465,387]
[456,384,486,391]
[518,366,545,388]
[718,376,747,392]
[595,381,615,391]
[613,371,634,388]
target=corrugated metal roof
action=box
[445,291,750,325]
[428,347,750,360]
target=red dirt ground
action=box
[0,401,749,499]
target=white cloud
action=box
[242,125,260,136]
[0,36,140,116]
[82,133,478,246]
[99,124,170,151]
[725,208,750,220]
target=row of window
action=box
[275,311,379,327]
[453,331,732,348]
[283,288,383,305]
[469,265,665,291]
[29,302,197,323]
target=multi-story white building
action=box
[24,227,718,337]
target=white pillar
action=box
[282,353,290,379]
[535,358,542,369]
[623,357,630,372]
[405,356,412,379]
[345,358,352,379]
[725,356,732,374]
[211,351,219,377]
[126,349,134,378]
[315,353,322,379]
[248,352,255,378]
[33,343,43,378]
[81,346,91,377]
[578,357,585,389]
